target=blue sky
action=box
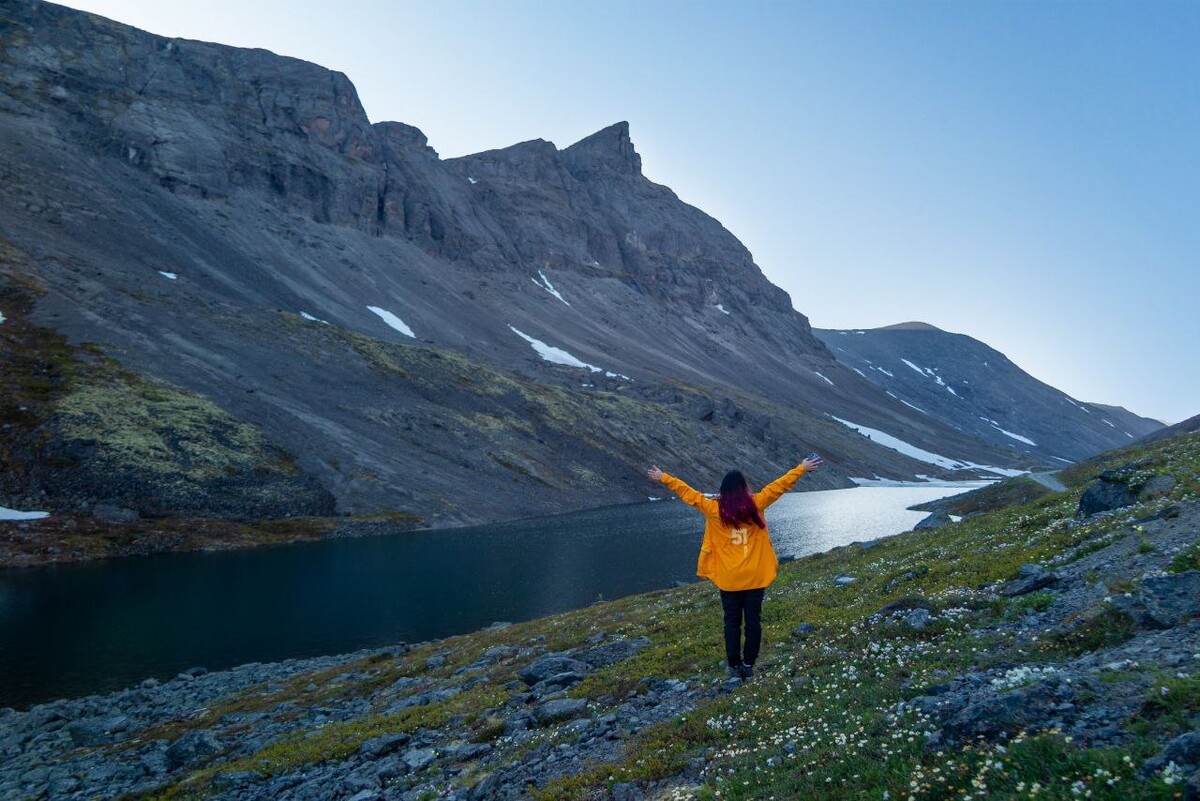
[59,1,1199,424]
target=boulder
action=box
[1141,571,1200,628]
[166,729,222,770]
[67,714,130,746]
[1078,478,1137,517]
[1137,474,1176,502]
[1000,564,1059,597]
[914,512,952,530]
[531,671,588,694]
[358,732,410,759]
[519,655,592,686]
[1141,731,1200,777]
[535,698,589,725]
[905,608,932,630]
[400,747,437,772]
[942,680,1073,742]
[575,636,650,669]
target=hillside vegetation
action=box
[4,431,1197,800]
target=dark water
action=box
[0,484,974,709]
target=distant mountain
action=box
[0,2,1098,530]
[813,323,1164,462]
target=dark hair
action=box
[718,470,765,529]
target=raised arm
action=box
[754,455,823,509]
[648,466,717,515]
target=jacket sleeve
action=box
[660,473,718,516]
[754,464,808,510]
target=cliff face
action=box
[0,1,1035,525]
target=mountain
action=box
[813,322,1164,462]
[0,1,1090,532]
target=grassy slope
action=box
[127,431,1199,800]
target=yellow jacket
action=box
[660,465,808,591]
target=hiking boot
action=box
[740,663,754,680]
[726,665,743,681]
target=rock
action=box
[793,622,816,637]
[401,747,437,772]
[834,575,857,586]
[67,714,130,746]
[92,503,139,523]
[483,645,517,660]
[139,746,170,776]
[211,770,259,791]
[576,636,650,669]
[535,698,589,724]
[1000,564,1059,597]
[1137,474,1176,501]
[532,671,588,694]
[504,712,536,734]
[905,608,932,630]
[441,743,492,762]
[345,791,380,801]
[1141,731,1200,777]
[941,680,1072,742]
[914,512,952,530]
[471,772,501,799]
[359,732,410,759]
[612,782,641,801]
[425,655,447,669]
[166,729,222,770]
[1140,571,1200,628]
[519,655,592,685]
[1078,472,1138,516]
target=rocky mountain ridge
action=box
[0,1,1154,535]
[814,322,1163,463]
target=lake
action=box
[0,483,980,709]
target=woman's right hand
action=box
[802,455,824,472]
[646,466,664,481]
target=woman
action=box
[647,456,822,680]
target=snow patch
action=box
[886,391,927,414]
[467,176,478,184]
[1050,456,1074,464]
[814,371,834,386]
[848,476,993,489]
[299,312,329,325]
[532,271,570,306]
[0,506,49,521]
[0,310,5,325]
[158,271,177,280]
[830,416,1025,477]
[901,358,926,376]
[994,427,1037,446]
[509,326,600,372]
[367,306,416,338]
[1103,419,1116,428]
[852,367,867,378]
[872,366,894,378]
[715,304,730,315]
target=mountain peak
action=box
[563,121,642,177]
[878,321,943,332]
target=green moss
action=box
[56,377,294,481]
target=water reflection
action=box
[0,484,972,708]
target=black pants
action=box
[719,588,765,668]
